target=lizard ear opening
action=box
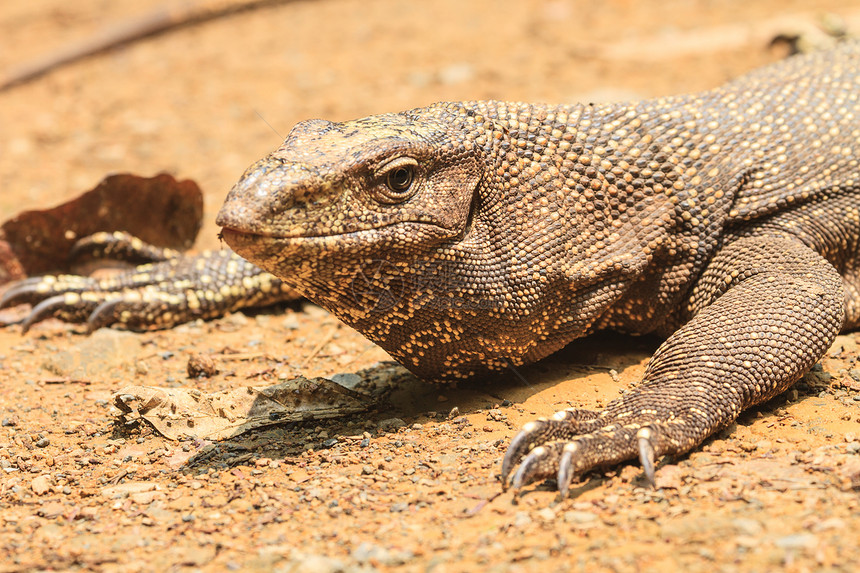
[459,173,483,240]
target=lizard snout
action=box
[216,155,336,236]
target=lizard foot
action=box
[501,408,671,497]
[0,273,206,333]
[2,276,102,332]
[1,238,298,332]
[1,231,185,332]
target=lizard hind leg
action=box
[1,234,299,332]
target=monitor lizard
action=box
[3,42,859,496]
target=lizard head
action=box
[217,108,483,245]
[217,105,506,381]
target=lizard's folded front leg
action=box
[501,235,845,495]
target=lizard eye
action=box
[376,157,419,203]
[387,166,413,192]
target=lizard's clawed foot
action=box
[0,273,194,333]
[0,232,183,332]
[0,234,298,333]
[1,276,102,332]
[500,407,666,497]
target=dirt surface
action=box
[2,1,860,571]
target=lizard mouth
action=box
[219,220,458,259]
[218,225,324,256]
[219,220,446,243]
[219,221,467,287]
[218,226,256,247]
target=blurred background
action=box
[1,0,858,247]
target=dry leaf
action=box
[0,173,203,283]
[114,377,375,441]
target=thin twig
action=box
[300,325,338,368]
[0,0,295,92]
[41,378,93,385]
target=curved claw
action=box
[510,446,548,492]
[501,423,539,490]
[21,295,74,334]
[0,277,49,308]
[87,299,123,333]
[637,428,657,487]
[557,442,579,498]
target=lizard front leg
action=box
[501,234,845,495]
[1,232,298,332]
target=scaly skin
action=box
[6,44,860,493]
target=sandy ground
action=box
[1,0,860,571]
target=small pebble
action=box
[31,475,51,495]
[563,510,599,525]
[187,353,218,378]
[286,554,345,573]
[775,533,818,549]
[513,511,532,527]
[378,418,406,432]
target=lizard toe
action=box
[22,294,99,333]
[85,292,191,332]
[70,231,180,264]
[503,419,679,496]
[87,291,192,332]
[1,275,94,309]
[509,442,565,492]
[501,407,602,487]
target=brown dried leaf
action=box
[0,173,203,283]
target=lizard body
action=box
[5,44,860,493]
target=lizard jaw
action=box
[218,226,261,252]
[219,221,458,268]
